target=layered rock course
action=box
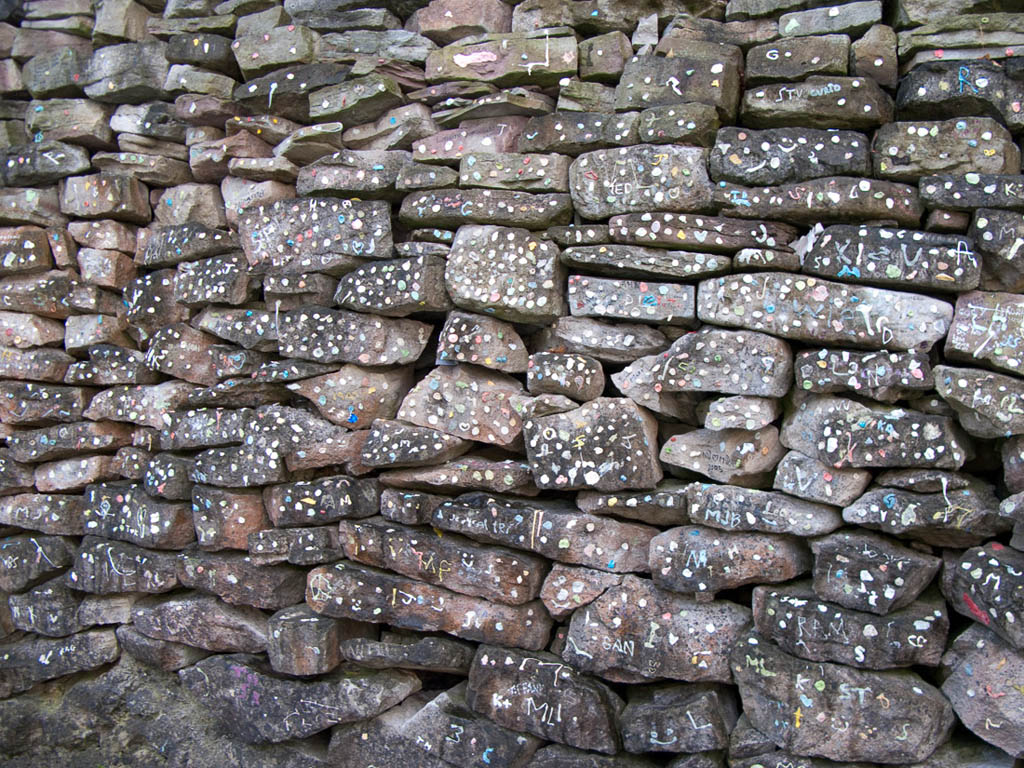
[0,0,1021,765]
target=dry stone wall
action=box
[0,0,1022,765]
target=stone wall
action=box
[0,0,1022,765]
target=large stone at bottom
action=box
[732,631,955,763]
[466,644,624,755]
[562,575,750,683]
[941,625,1024,758]
[178,653,420,743]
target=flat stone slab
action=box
[359,419,470,469]
[698,273,953,351]
[895,60,1024,134]
[524,397,662,492]
[432,493,657,573]
[873,118,1020,182]
[608,212,800,253]
[711,127,870,187]
[616,326,793,402]
[66,536,180,594]
[568,145,713,219]
[132,592,268,653]
[179,654,420,743]
[191,307,278,351]
[941,626,1024,757]
[731,631,955,763]
[745,34,850,86]
[0,492,86,535]
[338,517,547,605]
[741,76,893,130]
[650,525,812,596]
[536,317,669,364]
[780,394,971,470]
[810,529,942,615]
[399,188,573,230]
[306,560,552,649]
[944,543,1024,652]
[0,534,76,593]
[563,574,751,683]
[177,550,305,611]
[753,581,948,668]
[794,347,934,402]
[84,382,196,429]
[844,480,1007,548]
[238,198,393,274]
[459,151,570,193]
[570,275,694,327]
[945,290,1024,377]
[716,176,923,226]
[801,225,979,292]
[278,306,430,366]
[466,645,623,754]
[338,632,476,675]
[517,112,640,156]
[920,174,1024,212]
[561,243,731,281]
[379,456,537,497]
[540,564,622,620]
[425,30,578,88]
[0,629,120,699]
[687,483,842,536]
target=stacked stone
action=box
[0,0,1022,764]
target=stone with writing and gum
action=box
[753,581,948,669]
[608,212,798,253]
[941,625,1024,758]
[781,395,970,470]
[535,317,669,364]
[744,34,850,85]
[466,644,623,754]
[306,559,553,649]
[651,525,812,597]
[379,456,537,496]
[285,365,412,429]
[278,306,430,367]
[123,270,190,339]
[575,481,690,527]
[82,482,195,550]
[0,533,75,592]
[945,290,1024,378]
[794,348,934,403]
[399,188,573,230]
[9,577,89,637]
[397,364,525,448]
[741,76,893,130]
[139,223,236,269]
[636,103,720,148]
[614,45,743,122]
[731,631,955,763]
[191,486,270,551]
[266,603,366,677]
[333,253,452,317]
[436,311,528,373]
[406,681,543,768]
[517,112,640,156]
[526,352,604,401]
[660,425,786,485]
[66,536,179,594]
[810,529,941,615]
[710,126,870,187]
[801,225,979,291]
[179,652,419,744]
[424,29,577,88]
[339,517,547,605]
[524,397,661,492]
[943,542,1024,651]
[432,492,656,573]
[620,683,738,754]
[772,450,872,507]
[132,591,268,653]
[359,419,470,469]
[700,273,952,352]
[563,573,751,683]
[687,483,841,536]
[339,630,476,675]
[190,307,278,352]
[262,474,379,528]
[176,549,305,611]
[540,563,622,620]
[873,118,1019,182]
[0,629,120,700]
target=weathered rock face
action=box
[0,0,1020,764]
